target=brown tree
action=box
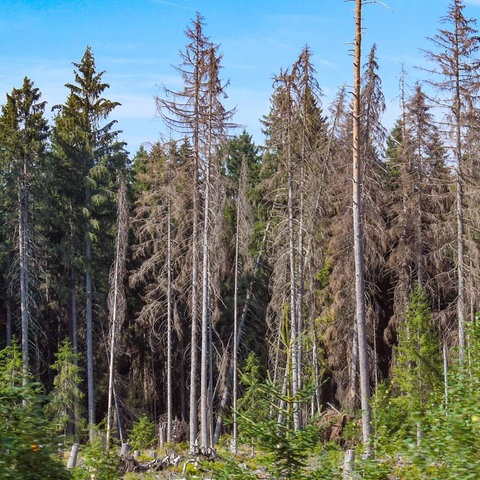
[425,0,480,362]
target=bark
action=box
[19,174,29,383]
[212,223,268,445]
[106,175,129,451]
[352,0,372,452]
[85,207,94,442]
[6,295,12,346]
[167,179,173,443]
[189,166,199,453]
[443,341,449,412]
[284,73,300,431]
[231,207,240,453]
[288,137,300,431]
[67,444,79,469]
[455,43,466,363]
[200,114,212,453]
[70,263,80,441]
[188,18,203,454]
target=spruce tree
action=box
[391,285,441,443]
[0,77,48,380]
[156,13,235,452]
[425,0,480,362]
[352,0,372,452]
[52,46,123,440]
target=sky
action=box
[2,0,480,156]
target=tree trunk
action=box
[286,77,300,431]
[85,231,94,441]
[106,176,128,451]
[456,160,465,363]
[443,341,449,412]
[67,444,79,469]
[200,129,212,452]
[167,184,173,443]
[70,264,80,441]
[352,0,372,453]
[348,321,358,412]
[189,175,199,453]
[212,223,269,445]
[19,176,29,383]
[188,26,202,453]
[232,184,241,453]
[6,295,12,347]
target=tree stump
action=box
[343,449,355,479]
[120,442,130,456]
[67,443,79,469]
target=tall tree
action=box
[0,77,48,380]
[157,14,235,452]
[130,140,198,433]
[212,131,262,446]
[199,44,235,451]
[157,15,209,452]
[425,0,480,363]
[386,84,451,342]
[291,46,328,426]
[262,68,299,429]
[262,46,328,431]
[352,0,372,451]
[52,46,122,440]
[106,167,129,451]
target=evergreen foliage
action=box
[3,3,480,477]
[0,345,71,479]
[44,339,84,440]
[391,286,442,414]
[237,368,319,480]
[128,415,157,450]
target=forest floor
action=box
[70,410,351,478]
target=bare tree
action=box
[157,14,210,452]
[352,0,372,452]
[157,14,235,453]
[424,0,480,363]
[106,170,128,451]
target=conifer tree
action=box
[45,339,83,439]
[156,13,234,452]
[352,0,372,451]
[391,285,441,444]
[52,46,123,440]
[425,0,480,362]
[157,15,209,452]
[212,131,262,446]
[386,84,451,343]
[106,168,129,451]
[262,47,328,431]
[0,77,48,380]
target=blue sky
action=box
[2,0,480,155]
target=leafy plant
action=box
[71,439,119,480]
[128,414,157,450]
[44,339,83,441]
[238,371,319,480]
[406,322,480,478]
[0,378,71,479]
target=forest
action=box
[2,0,480,478]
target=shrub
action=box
[0,381,72,479]
[71,439,119,480]
[129,415,157,450]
